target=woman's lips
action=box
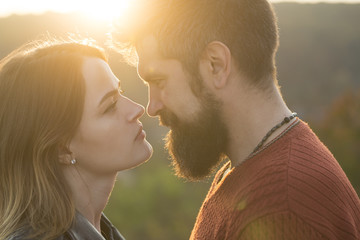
[135,124,146,140]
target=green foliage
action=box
[312,89,360,196]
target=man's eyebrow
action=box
[140,72,167,83]
[99,89,119,106]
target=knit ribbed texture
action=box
[190,121,360,240]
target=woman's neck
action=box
[62,166,117,232]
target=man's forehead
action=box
[137,35,160,60]
[136,35,163,77]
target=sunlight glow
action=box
[0,0,133,22]
[81,0,132,22]
[1,0,360,19]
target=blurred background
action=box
[1,1,359,239]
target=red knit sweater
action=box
[190,121,360,240]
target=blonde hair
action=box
[0,38,107,239]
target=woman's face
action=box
[69,57,152,175]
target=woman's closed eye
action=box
[104,96,118,114]
[103,88,124,114]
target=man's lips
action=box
[159,116,171,127]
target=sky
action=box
[1,0,359,20]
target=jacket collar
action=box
[66,212,125,240]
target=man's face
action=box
[137,35,228,180]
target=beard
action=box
[159,90,229,181]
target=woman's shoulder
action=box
[7,213,125,240]
[6,228,30,240]
[54,232,73,240]
[100,213,126,240]
[6,229,72,240]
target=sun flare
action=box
[81,0,132,22]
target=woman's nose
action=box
[123,96,145,122]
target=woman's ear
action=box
[58,146,73,165]
[200,41,232,89]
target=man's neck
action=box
[223,85,293,167]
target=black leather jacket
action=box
[9,212,125,240]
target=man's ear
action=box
[200,41,231,89]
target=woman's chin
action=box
[132,140,153,168]
[141,140,153,162]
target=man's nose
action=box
[146,87,164,117]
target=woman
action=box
[0,39,153,240]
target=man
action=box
[113,0,360,239]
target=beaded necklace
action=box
[221,112,299,180]
[250,112,298,156]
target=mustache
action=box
[158,108,179,127]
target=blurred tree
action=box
[313,89,360,196]
[275,3,360,120]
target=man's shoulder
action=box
[286,121,356,203]
[195,121,360,239]
[238,211,328,240]
[288,120,335,161]
[284,122,360,240]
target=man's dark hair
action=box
[113,0,279,90]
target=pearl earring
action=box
[70,159,77,165]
